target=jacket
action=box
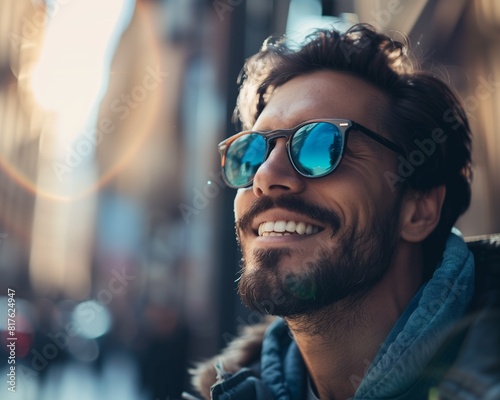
[185,233,500,400]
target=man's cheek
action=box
[233,188,247,219]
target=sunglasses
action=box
[218,118,406,189]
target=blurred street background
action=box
[0,0,499,399]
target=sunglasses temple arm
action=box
[352,123,406,156]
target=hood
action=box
[189,317,274,399]
[354,231,475,399]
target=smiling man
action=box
[185,24,500,400]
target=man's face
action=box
[234,71,403,317]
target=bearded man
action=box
[185,24,500,400]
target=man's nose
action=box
[252,138,306,197]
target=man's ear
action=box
[400,185,446,243]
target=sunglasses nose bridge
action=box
[262,130,293,161]
[265,129,295,151]
[265,130,291,141]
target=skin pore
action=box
[234,71,445,399]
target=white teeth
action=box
[257,221,321,236]
[264,221,274,232]
[263,231,285,237]
[285,221,296,232]
[296,222,306,234]
[274,221,286,232]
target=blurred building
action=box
[0,0,499,399]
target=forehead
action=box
[253,70,387,132]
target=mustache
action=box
[236,195,341,235]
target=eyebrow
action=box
[253,115,308,132]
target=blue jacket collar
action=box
[355,231,474,398]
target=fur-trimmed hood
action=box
[189,317,275,399]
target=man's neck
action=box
[285,248,423,400]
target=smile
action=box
[257,220,322,236]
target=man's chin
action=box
[237,247,391,319]
[238,267,336,317]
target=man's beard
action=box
[236,194,402,334]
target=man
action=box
[185,24,500,400]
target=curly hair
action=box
[234,24,472,276]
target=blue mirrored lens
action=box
[291,122,343,176]
[225,133,266,187]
